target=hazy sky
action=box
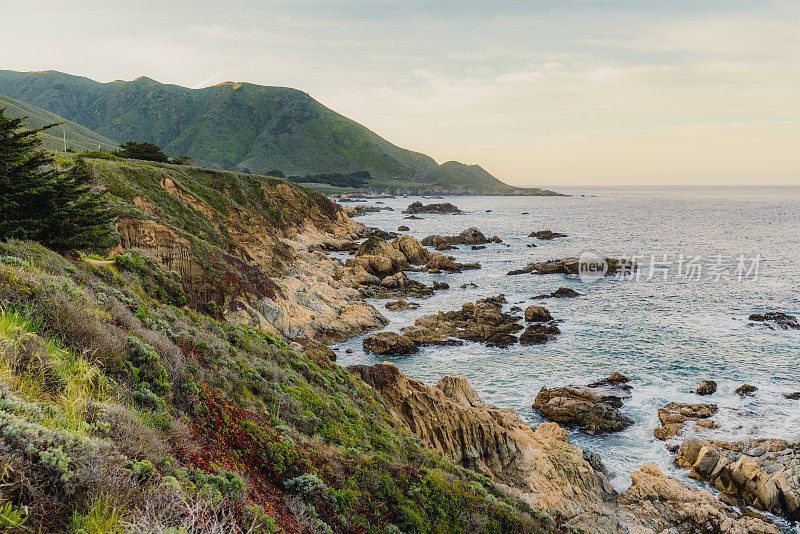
[2,0,799,186]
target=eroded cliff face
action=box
[348,363,781,534]
[94,159,386,343]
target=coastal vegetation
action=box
[0,112,565,533]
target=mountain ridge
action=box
[0,69,558,195]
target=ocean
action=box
[331,186,800,509]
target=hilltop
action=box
[0,70,558,195]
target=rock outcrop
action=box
[362,331,418,355]
[533,386,633,435]
[531,287,580,299]
[384,299,419,311]
[402,201,461,214]
[654,402,718,440]
[421,227,501,248]
[411,295,523,348]
[747,311,800,330]
[425,252,480,273]
[348,363,778,533]
[524,304,553,322]
[519,323,560,344]
[529,230,567,240]
[347,363,618,530]
[675,436,800,521]
[508,256,635,276]
[735,383,758,396]
[696,380,718,395]
[616,464,780,534]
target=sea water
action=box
[332,187,800,508]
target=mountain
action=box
[0,69,557,194]
[0,92,118,152]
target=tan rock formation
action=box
[348,363,779,533]
[675,436,800,520]
[654,402,718,440]
[616,464,780,533]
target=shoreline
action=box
[319,195,800,532]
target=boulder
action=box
[533,386,633,435]
[524,304,553,322]
[735,384,758,396]
[519,323,560,344]
[696,380,718,396]
[392,235,430,265]
[362,332,418,355]
[784,392,800,400]
[397,225,410,231]
[585,372,632,408]
[421,227,492,247]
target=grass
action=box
[0,308,112,436]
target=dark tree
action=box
[0,109,115,251]
[267,169,285,178]
[115,141,169,163]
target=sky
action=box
[1,0,799,186]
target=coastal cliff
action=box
[89,156,387,343]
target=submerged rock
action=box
[654,402,718,440]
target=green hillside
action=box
[0,70,557,194]
[0,93,118,153]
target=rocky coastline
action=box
[113,176,798,533]
[303,198,799,532]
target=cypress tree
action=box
[0,108,115,251]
